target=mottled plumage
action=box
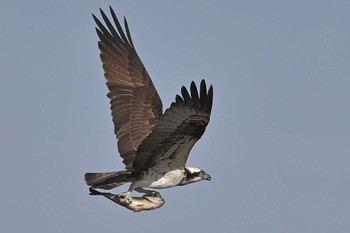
[85,6,213,205]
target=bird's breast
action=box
[148,169,186,189]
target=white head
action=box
[178,167,211,186]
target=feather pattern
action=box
[132,80,213,173]
[86,7,214,194]
[93,7,163,169]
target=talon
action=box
[124,198,132,204]
[142,190,160,197]
[149,190,160,197]
[117,192,133,204]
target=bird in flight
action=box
[85,6,213,205]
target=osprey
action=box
[85,6,213,204]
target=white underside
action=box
[132,169,186,190]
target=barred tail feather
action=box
[84,170,133,190]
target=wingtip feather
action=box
[190,81,200,106]
[181,86,192,104]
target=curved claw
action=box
[117,192,133,204]
[147,190,160,197]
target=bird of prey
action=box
[85,6,213,204]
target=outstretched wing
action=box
[93,7,163,169]
[132,80,213,173]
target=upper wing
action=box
[93,7,163,169]
[132,80,213,173]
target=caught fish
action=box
[89,188,165,212]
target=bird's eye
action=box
[199,171,205,176]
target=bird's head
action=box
[178,167,211,186]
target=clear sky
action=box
[1,0,350,232]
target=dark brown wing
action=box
[132,80,213,173]
[93,7,163,169]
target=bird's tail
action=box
[84,170,133,190]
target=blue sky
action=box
[1,0,350,232]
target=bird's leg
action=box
[117,188,133,204]
[135,187,160,197]
[117,183,139,204]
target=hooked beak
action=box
[205,173,211,181]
